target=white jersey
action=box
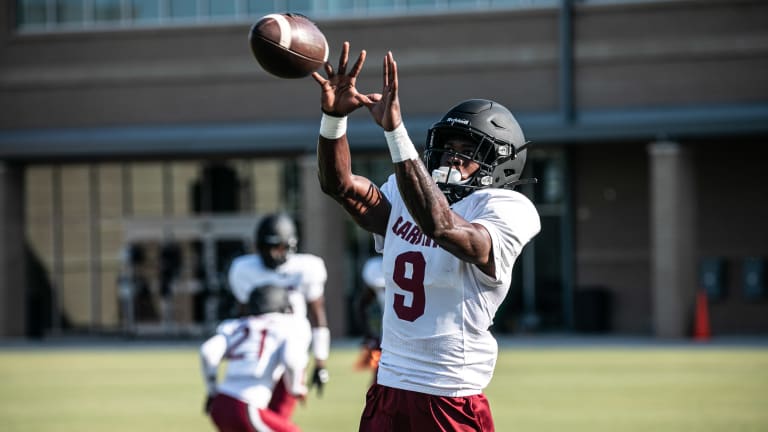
[374,174,540,397]
[228,253,327,320]
[200,313,311,407]
[362,255,386,308]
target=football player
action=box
[312,43,541,431]
[200,284,309,432]
[227,212,330,419]
[354,255,385,377]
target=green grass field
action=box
[1,344,766,432]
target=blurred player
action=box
[200,284,309,432]
[227,212,330,419]
[354,255,384,378]
[312,43,541,431]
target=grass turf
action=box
[0,344,766,431]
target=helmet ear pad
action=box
[490,147,527,188]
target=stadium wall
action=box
[1,0,767,337]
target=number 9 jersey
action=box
[373,174,540,397]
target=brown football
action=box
[249,13,329,79]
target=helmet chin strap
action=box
[503,177,538,189]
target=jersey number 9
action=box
[393,252,426,321]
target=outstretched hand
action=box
[312,42,370,117]
[356,51,402,132]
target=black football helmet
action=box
[255,212,298,268]
[424,99,532,204]
[247,284,292,315]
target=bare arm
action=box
[317,136,390,236]
[394,161,494,275]
[360,52,495,276]
[313,42,391,236]
[307,296,327,329]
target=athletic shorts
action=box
[268,377,299,419]
[359,383,495,432]
[210,393,300,432]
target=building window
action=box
[57,1,85,25]
[15,0,563,33]
[130,0,160,21]
[17,0,46,26]
[24,158,299,335]
[94,0,123,23]
[169,0,196,19]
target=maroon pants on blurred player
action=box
[268,376,298,419]
[359,383,495,432]
[210,393,300,432]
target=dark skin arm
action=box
[312,43,494,276]
[312,42,391,236]
[357,51,496,277]
[307,296,328,368]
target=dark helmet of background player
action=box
[247,284,292,316]
[255,212,298,269]
[424,99,531,204]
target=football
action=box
[249,13,329,79]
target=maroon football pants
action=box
[210,393,300,432]
[359,383,495,432]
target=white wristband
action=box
[319,113,347,139]
[384,123,419,163]
[311,327,331,361]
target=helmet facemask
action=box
[255,213,298,269]
[424,126,520,204]
[258,240,296,269]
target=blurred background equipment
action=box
[120,216,252,337]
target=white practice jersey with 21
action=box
[200,312,311,406]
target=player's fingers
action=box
[382,54,390,89]
[389,53,398,93]
[349,50,367,78]
[354,93,375,108]
[323,61,334,76]
[311,72,325,85]
[338,41,350,75]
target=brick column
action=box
[0,162,26,337]
[298,154,349,338]
[648,142,696,338]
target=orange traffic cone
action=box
[693,290,711,342]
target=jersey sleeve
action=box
[471,192,541,285]
[281,317,311,396]
[299,255,327,303]
[227,258,251,304]
[200,332,228,393]
[362,256,385,289]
